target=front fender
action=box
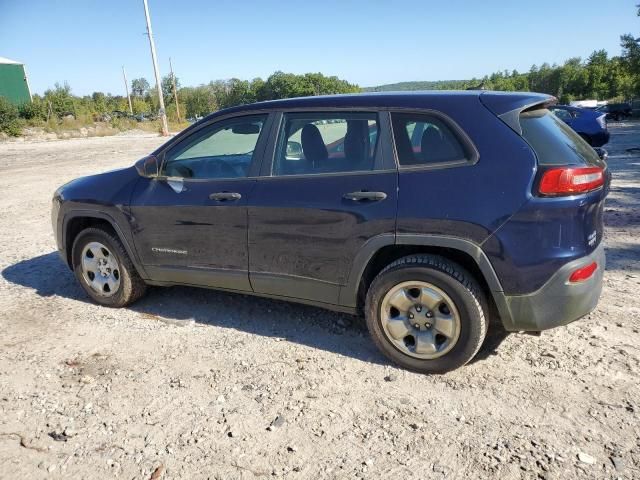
[60,209,146,278]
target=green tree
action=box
[44,82,75,117]
[18,96,47,121]
[181,85,217,118]
[0,96,22,136]
[91,92,108,113]
[161,74,180,104]
[131,98,149,115]
[131,78,150,97]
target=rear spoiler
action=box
[479,91,557,135]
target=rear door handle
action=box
[209,192,242,201]
[343,191,387,201]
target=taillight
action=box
[538,166,604,196]
[569,262,597,283]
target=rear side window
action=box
[391,112,470,166]
[273,112,379,176]
[520,108,601,166]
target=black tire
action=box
[72,227,147,307]
[365,255,487,374]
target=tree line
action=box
[9,71,359,124]
[22,40,640,129]
[0,71,359,135]
[368,49,638,105]
[2,4,640,136]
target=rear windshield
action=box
[520,108,602,166]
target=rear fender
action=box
[339,233,512,326]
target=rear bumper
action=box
[499,243,605,331]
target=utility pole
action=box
[169,57,181,122]
[122,66,133,115]
[142,0,169,136]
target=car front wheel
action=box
[72,227,147,307]
[365,255,487,374]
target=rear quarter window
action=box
[520,108,602,166]
[390,112,474,167]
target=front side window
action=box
[273,112,379,176]
[391,112,469,166]
[162,114,267,179]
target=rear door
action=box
[129,113,272,290]
[247,110,397,305]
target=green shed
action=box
[0,57,31,105]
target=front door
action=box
[248,110,397,305]
[129,113,270,291]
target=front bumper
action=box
[500,243,605,331]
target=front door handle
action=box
[343,191,387,201]
[209,192,242,201]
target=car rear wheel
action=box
[72,227,147,307]
[365,255,487,374]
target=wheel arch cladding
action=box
[63,213,142,278]
[343,234,510,325]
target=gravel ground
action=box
[0,126,638,480]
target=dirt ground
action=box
[0,124,638,480]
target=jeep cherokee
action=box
[52,91,610,373]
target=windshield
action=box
[520,108,603,166]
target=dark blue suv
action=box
[52,91,609,373]
[549,104,610,147]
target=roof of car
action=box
[214,90,553,117]
[157,90,556,156]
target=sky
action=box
[1,0,638,96]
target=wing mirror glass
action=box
[286,141,303,160]
[135,155,160,177]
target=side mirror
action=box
[286,141,303,160]
[593,147,608,162]
[135,155,160,177]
